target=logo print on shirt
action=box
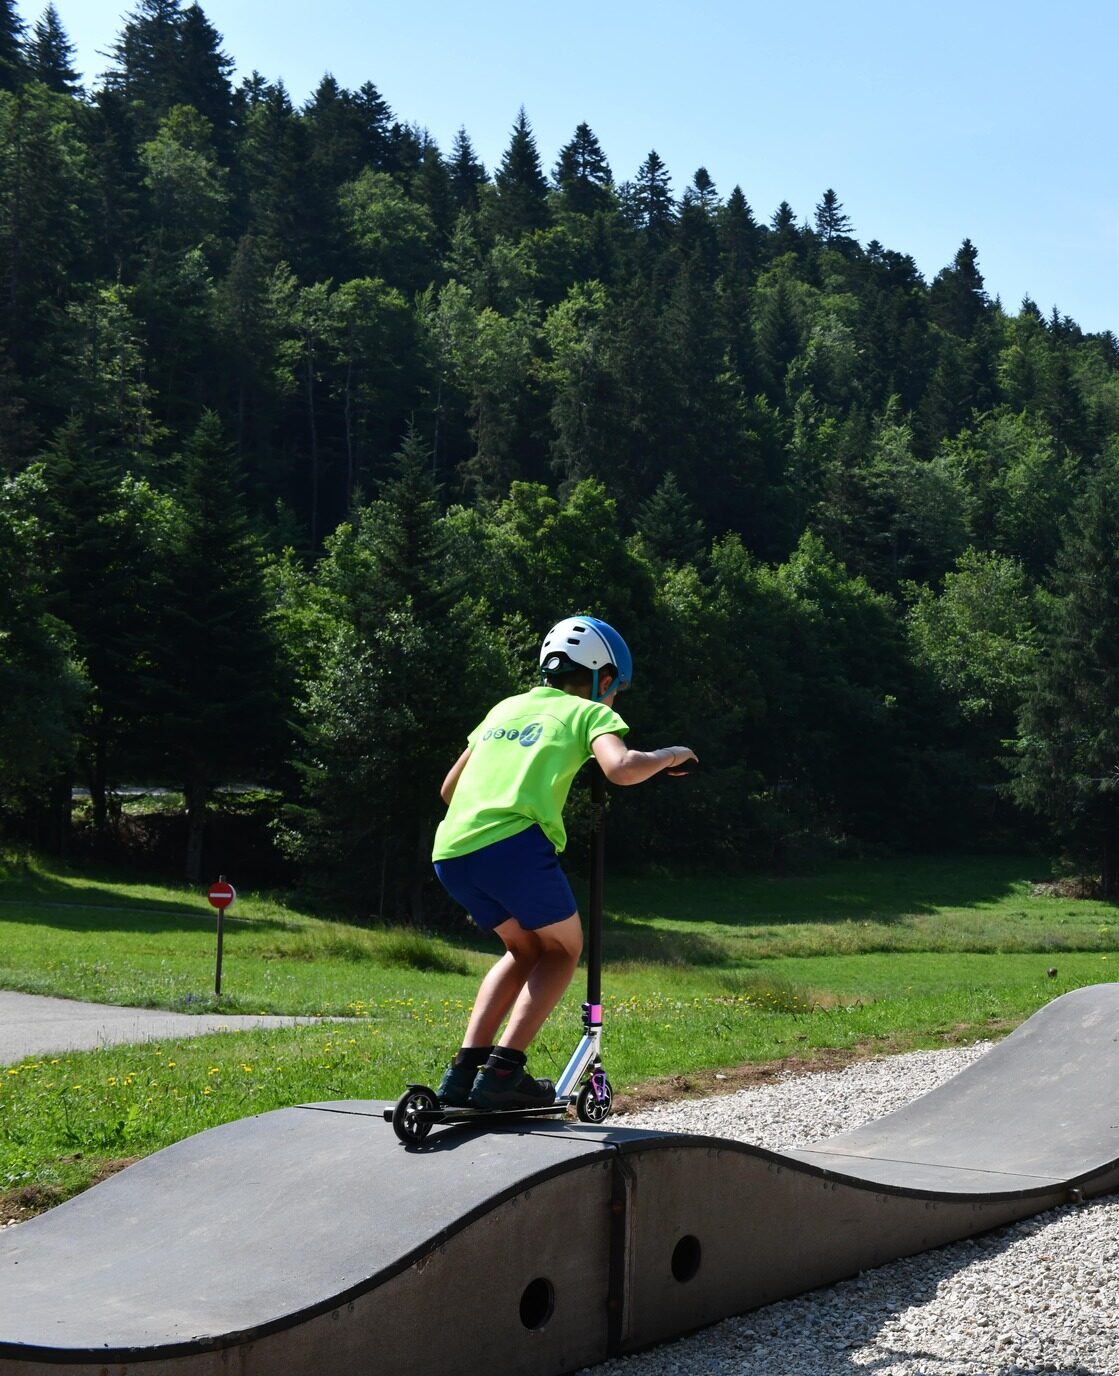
[482,721,543,746]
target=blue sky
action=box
[27,0,1119,335]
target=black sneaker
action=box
[436,1061,475,1108]
[470,1062,557,1111]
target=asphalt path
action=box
[0,991,335,1065]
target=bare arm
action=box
[440,747,473,804]
[592,733,697,786]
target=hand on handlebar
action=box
[666,748,698,777]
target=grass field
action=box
[2,848,1116,1215]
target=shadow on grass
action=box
[0,863,295,935]
[603,918,730,967]
[604,853,1050,930]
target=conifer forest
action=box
[4,0,1119,912]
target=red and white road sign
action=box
[207,880,236,910]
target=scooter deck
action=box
[382,1100,571,1127]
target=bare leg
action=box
[461,936,541,1048]
[498,913,583,1052]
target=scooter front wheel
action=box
[576,1075,613,1124]
[392,1084,439,1143]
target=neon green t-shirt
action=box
[431,686,629,860]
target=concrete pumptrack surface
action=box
[2,984,1119,1376]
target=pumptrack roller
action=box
[3,984,1119,1376]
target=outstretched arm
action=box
[592,733,697,786]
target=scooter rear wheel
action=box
[392,1084,439,1143]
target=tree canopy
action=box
[2,3,1119,903]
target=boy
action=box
[432,615,697,1110]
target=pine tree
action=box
[929,238,988,337]
[84,87,145,282]
[329,275,415,502]
[717,186,761,276]
[755,277,803,403]
[0,0,26,93]
[27,4,80,94]
[814,188,854,245]
[105,0,234,152]
[768,201,801,258]
[148,412,280,880]
[305,76,395,190]
[414,137,455,248]
[660,256,736,511]
[553,121,612,216]
[177,2,235,158]
[0,80,94,378]
[104,0,183,132]
[353,82,395,167]
[38,420,162,832]
[448,126,486,210]
[630,150,675,239]
[491,106,549,239]
[1011,466,1119,895]
[677,167,719,275]
[635,471,706,570]
[239,80,315,271]
[305,75,358,182]
[213,233,283,469]
[689,167,718,213]
[282,427,507,917]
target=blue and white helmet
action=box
[539,616,633,701]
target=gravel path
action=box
[587,1044,1119,1376]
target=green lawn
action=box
[2,849,1116,1213]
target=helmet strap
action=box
[591,668,615,703]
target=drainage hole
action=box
[671,1234,702,1283]
[519,1276,555,1330]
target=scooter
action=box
[387,765,614,1145]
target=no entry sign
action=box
[208,876,235,996]
[208,880,236,910]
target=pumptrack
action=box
[3,983,1119,1376]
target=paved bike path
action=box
[0,990,334,1064]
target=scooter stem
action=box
[586,766,605,1007]
[557,767,607,1101]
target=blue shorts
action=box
[434,825,578,933]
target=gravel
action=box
[587,1043,1119,1376]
